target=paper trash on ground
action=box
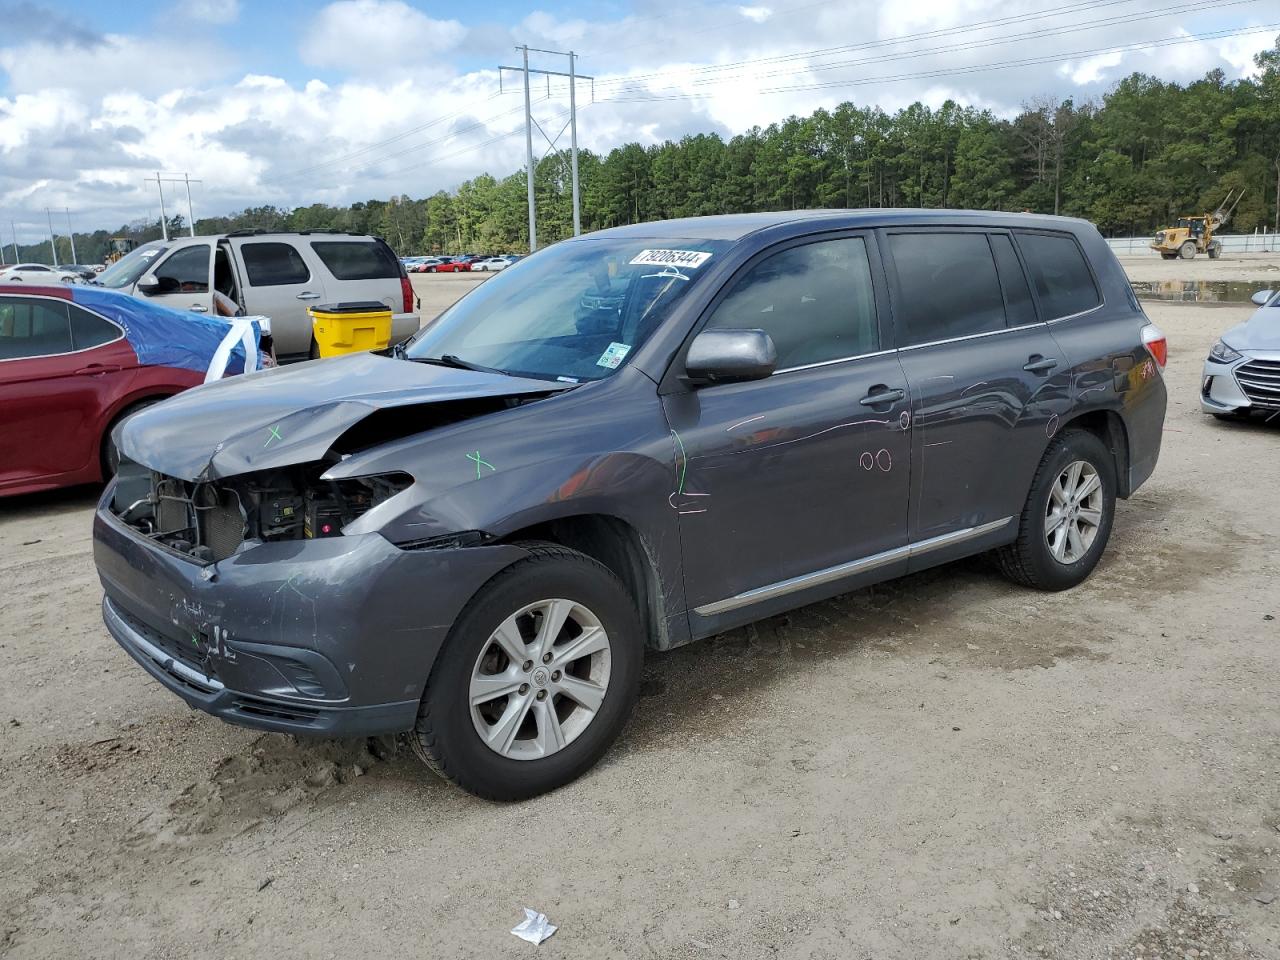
[511,908,557,945]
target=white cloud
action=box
[0,34,232,97]
[737,6,772,24]
[300,0,466,73]
[1059,50,1125,85]
[0,0,1273,235]
[176,0,241,24]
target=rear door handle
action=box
[860,386,906,406]
[1024,355,1059,374]
[296,291,321,300]
[189,304,208,313]
[75,363,121,376]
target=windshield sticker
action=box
[629,249,712,269]
[556,375,579,383]
[596,342,632,369]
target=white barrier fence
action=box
[1107,233,1278,255]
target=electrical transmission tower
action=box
[143,172,203,239]
[500,46,593,253]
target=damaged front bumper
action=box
[94,483,527,737]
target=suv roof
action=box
[589,209,1095,242]
[154,231,387,245]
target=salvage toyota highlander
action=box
[94,210,1167,800]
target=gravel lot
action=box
[2,263,1280,959]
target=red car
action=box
[0,284,258,497]
[430,258,472,273]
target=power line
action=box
[594,0,1156,86]
[598,0,1262,96]
[280,92,509,180]
[599,22,1280,103]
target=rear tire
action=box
[1208,243,1221,260]
[997,430,1117,591]
[1160,252,1178,260]
[409,543,643,800]
[1179,241,1197,260]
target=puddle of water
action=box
[1131,280,1270,305]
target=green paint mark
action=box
[466,451,495,479]
[669,429,688,495]
[190,633,200,648]
[264,424,283,448]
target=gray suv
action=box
[93,211,1167,799]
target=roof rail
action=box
[224,228,270,237]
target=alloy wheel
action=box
[469,598,612,761]
[1044,459,1104,564]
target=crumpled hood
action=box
[118,352,570,480]
[1225,304,1280,352]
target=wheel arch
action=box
[1055,408,1132,497]
[98,388,183,477]
[496,513,669,651]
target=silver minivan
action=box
[95,232,418,360]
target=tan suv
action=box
[94,231,418,360]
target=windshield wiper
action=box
[413,354,508,376]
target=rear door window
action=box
[241,242,311,286]
[706,236,879,369]
[888,232,1007,346]
[310,241,399,280]
[0,297,74,359]
[1015,232,1101,319]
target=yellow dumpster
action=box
[309,301,393,358]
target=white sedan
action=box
[470,257,510,272]
[0,263,84,284]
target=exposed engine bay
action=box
[110,458,411,562]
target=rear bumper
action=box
[93,486,528,737]
[391,311,419,344]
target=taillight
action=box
[1141,323,1167,368]
[400,276,413,313]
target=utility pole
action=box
[183,173,196,236]
[521,44,536,253]
[9,221,18,265]
[45,207,58,266]
[569,50,580,237]
[500,47,593,253]
[147,172,169,240]
[65,208,78,263]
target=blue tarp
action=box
[70,286,262,376]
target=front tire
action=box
[1179,241,1197,260]
[997,430,1117,591]
[409,543,643,800]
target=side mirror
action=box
[137,275,178,296]
[685,328,777,384]
[1251,290,1274,307]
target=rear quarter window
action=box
[1015,232,1101,320]
[310,241,399,280]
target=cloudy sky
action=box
[1,0,1275,243]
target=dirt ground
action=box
[1119,251,1280,283]
[3,265,1280,959]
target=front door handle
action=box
[296,291,321,300]
[860,386,906,406]
[1024,355,1059,374]
[75,363,121,376]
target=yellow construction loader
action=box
[103,237,137,265]
[1150,190,1243,260]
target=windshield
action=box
[405,238,729,382]
[96,241,167,289]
